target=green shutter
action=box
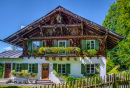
[66,64,71,74]
[95,40,99,50]
[53,63,57,73]
[12,63,15,70]
[22,63,28,70]
[66,40,70,47]
[34,63,38,73]
[81,40,86,50]
[24,63,28,70]
[54,40,58,47]
[28,41,32,51]
[95,64,100,74]
[81,64,86,74]
[22,63,25,70]
[40,41,43,47]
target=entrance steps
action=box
[36,79,54,85]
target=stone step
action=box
[35,79,54,85]
[36,81,53,83]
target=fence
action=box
[3,72,130,88]
[34,72,130,88]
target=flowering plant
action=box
[11,71,37,78]
[83,49,97,56]
[55,73,68,78]
[83,73,98,78]
[39,47,81,54]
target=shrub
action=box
[0,63,4,78]
[11,71,17,76]
[55,73,68,78]
[83,49,97,56]
[76,78,84,82]
[76,47,81,53]
[87,49,97,56]
[65,76,76,83]
[30,72,37,78]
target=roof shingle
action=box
[0,50,22,58]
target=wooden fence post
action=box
[112,73,118,88]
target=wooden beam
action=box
[21,25,39,37]
[39,25,43,36]
[27,35,105,40]
[42,23,81,28]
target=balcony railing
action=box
[28,47,81,57]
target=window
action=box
[58,64,66,74]
[87,40,95,49]
[58,41,66,47]
[32,41,40,50]
[58,41,66,54]
[16,64,22,72]
[86,64,95,74]
[29,64,35,73]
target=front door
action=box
[4,63,11,78]
[42,63,49,79]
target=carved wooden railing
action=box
[27,47,81,57]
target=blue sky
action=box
[0,0,116,53]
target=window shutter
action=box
[12,63,15,70]
[81,40,86,50]
[95,40,99,50]
[81,64,86,74]
[34,63,38,73]
[53,63,57,74]
[54,40,58,47]
[28,41,32,51]
[22,63,25,70]
[22,63,28,70]
[40,41,43,47]
[66,64,71,74]
[66,40,70,47]
[95,64,100,74]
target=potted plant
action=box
[83,49,97,57]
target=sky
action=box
[0,0,116,53]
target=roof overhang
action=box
[2,6,124,50]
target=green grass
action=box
[0,85,34,88]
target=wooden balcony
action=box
[27,47,81,57]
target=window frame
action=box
[58,40,66,47]
[58,64,66,74]
[87,40,95,50]
[28,63,35,73]
[58,40,66,54]
[32,41,40,50]
[16,63,22,72]
[86,64,95,74]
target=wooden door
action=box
[42,63,49,79]
[4,63,11,78]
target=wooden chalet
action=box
[0,6,124,82]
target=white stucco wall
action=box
[0,57,106,83]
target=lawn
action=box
[0,86,34,88]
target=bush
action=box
[55,73,68,78]
[76,78,84,82]
[83,49,97,56]
[65,76,76,83]
[106,57,115,72]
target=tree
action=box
[102,0,130,72]
[11,45,18,50]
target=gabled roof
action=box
[2,6,124,50]
[0,50,22,58]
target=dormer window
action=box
[32,41,40,50]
